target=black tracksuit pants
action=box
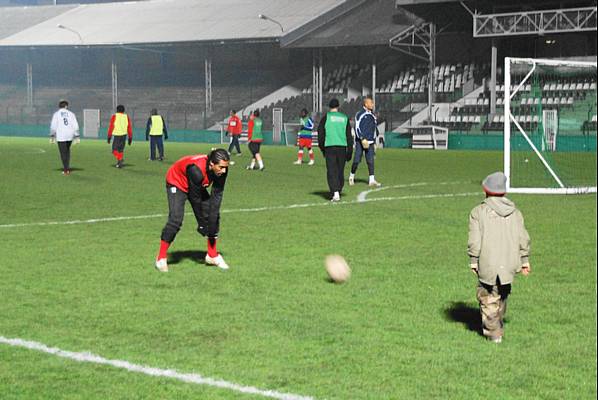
[325,146,347,194]
[160,184,218,243]
[57,140,72,171]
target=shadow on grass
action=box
[444,301,483,336]
[54,167,85,172]
[168,250,207,265]
[310,191,331,200]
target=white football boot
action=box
[308,159,315,166]
[155,258,168,272]
[293,160,302,165]
[348,175,355,186]
[368,180,382,187]
[205,254,230,270]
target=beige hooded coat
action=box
[468,196,531,285]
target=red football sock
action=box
[207,238,218,258]
[112,150,119,159]
[309,150,314,160]
[118,152,124,161]
[297,150,303,161]
[158,240,170,260]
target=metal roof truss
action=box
[471,6,597,37]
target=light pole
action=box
[57,24,83,44]
[258,14,284,33]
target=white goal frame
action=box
[504,57,597,194]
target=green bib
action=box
[252,118,263,141]
[324,111,348,147]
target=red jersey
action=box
[166,155,210,192]
[227,115,242,135]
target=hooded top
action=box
[468,196,531,285]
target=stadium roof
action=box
[0,4,76,40]
[0,0,346,47]
[280,0,423,48]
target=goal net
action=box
[504,57,597,194]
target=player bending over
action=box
[294,108,315,165]
[155,149,230,272]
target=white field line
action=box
[0,190,479,230]
[0,147,46,154]
[0,336,314,400]
[356,181,470,203]
[26,148,47,154]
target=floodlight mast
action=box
[57,24,83,44]
[258,14,284,33]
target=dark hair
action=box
[116,105,125,113]
[329,98,340,109]
[151,108,158,115]
[301,108,308,114]
[253,110,260,117]
[58,100,69,108]
[230,109,236,114]
[209,148,230,164]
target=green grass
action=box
[0,136,596,400]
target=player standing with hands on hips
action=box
[349,97,381,187]
[145,108,168,161]
[155,149,231,272]
[50,99,80,175]
[317,98,353,202]
[107,105,133,168]
[468,172,531,343]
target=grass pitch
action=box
[0,136,596,399]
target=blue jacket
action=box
[355,108,377,142]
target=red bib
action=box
[166,155,210,192]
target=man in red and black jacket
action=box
[226,109,243,157]
[155,149,230,272]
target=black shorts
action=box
[112,135,126,152]
[248,141,261,156]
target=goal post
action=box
[504,57,597,194]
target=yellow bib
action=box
[149,115,164,136]
[112,113,129,136]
